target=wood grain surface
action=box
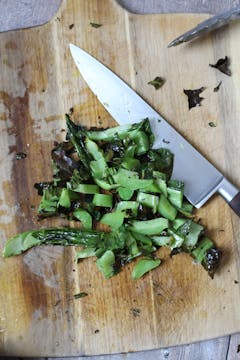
[1,0,240,358]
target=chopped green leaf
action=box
[208,122,217,127]
[74,292,88,299]
[90,22,102,28]
[148,77,165,90]
[132,258,161,279]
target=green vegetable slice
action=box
[113,169,153,190]
[132,258,161,279]
[96,250,116,278]
[137,192,158,213]
[70,184,99,194]
[167,180,184,208]
[158,194,177,220]
[58,188,79,208]
[191,237,213,263]
[129,218,169,235]
[2,228,104,257]
[73,209,93,230]
[100,211,125,230]
[116,201,139,217]
[75,247,96,260]
[93,193,113,208]
[118,187,134,200]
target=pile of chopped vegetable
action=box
[2,116,222,279]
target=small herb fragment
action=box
[69,24,74,30]
[90,22,102,28]
[74,292,88,299]
[209,56,231,76]
[16,152,27,160]
[130,308,141,317]
[183,87,206,110]
[148,76,165,90]
[208,122,217,127]
[237,344,240,353]
[213,81,222,92]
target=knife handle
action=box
[229,192,240,216]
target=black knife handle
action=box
[229,192,240,216]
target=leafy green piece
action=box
[58,188,79,208]
[113,168,153,190]
[209,56,231,76]
[116,201,139,217]
[73,209,92,229]
[191,237,213,263]
[90,22,102,28]
[158,194,177,221]
[75,247,96,260]
[184,87,206,110]
[69,183,99,194]
[148,76,165,90]
[2,228,104,257]
[137,192,158,213]
[74,292,88,299]
[167,180,184,208]
[66,115,91,170]
[93,193,113,207]
[96,250,115,278]
[129,218,169,235]
[208,122,217,128]
[100,211,125,230]
[132,258,161,279]
[118,187,134,200]
[38,186,61,216]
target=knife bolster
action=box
[229,192,240,217]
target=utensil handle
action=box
[218,178,240,216]
[229,192,240,216]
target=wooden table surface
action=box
[1,1,240,359]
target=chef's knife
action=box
[69,43,240,215]
[168,6,240,47]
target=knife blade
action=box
[168,6,240,47]
[69,43,240,215]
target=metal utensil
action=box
[69,44,240,215]
[168,6,240,47]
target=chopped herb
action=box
[130,308,141,317]
[90,22,102,28]
[54,299,61,306]
[3,117,222,280]
[15,152,27,160]
[209,56,231,76]
[34,182,51,196]
[213,81,222,92]
[234,280,239,284]
[183,87,206,110]
[237,344,240,353]
[208,122,217,127]
[74,292,88,299]
[94,329,100,334]
[162,139,170,144]
[148,76,165,90]
[69,24,74,30]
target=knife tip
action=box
[167,39,182,48]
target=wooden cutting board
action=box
[0,0,240,356]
